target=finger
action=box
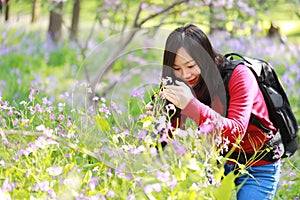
[175,80,186,86]
[163,89,177,98]
[165,85,185,92]
[163,91,178,104]
[164,88,182,96]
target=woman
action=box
[147,24,281,200]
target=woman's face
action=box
[173,47,201,87]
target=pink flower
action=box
[155,171,170,182]
[49,113,56,120]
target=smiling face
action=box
[173,47,201,87]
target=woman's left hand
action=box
[161,80,194,109]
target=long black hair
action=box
[162,24,226,107]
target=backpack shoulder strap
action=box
[220,58,243,117]
[221,54,272,133]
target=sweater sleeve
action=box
[181,65,258,143]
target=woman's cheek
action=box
[173,71,182,79]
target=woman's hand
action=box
[161,80,194,109]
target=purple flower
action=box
[158,133,168,143]
[127,194,136,200]
[13,119,19,127]
[131,90,142,97]
[32,181,49,192]
[34,104,42,113]
[168,176,177,190]
[156,116,167,132]
[88,177,99,191]
[273,145,282,156]
[106,190,115,198]
[150,147,158,156]
[144,183,162,194]
[46,166,63,176]
[58,114,65,120]
[66,116,72,127]
[28,87,35,102]
[172,141,186,156]
[49,113,56,120]
[132,145,146,154]
[155,171,170,182]
[137,130,147,139]
[48,189,56,199]
[109,102,117,109]
[1,178,15,192]
[42,97,51,106]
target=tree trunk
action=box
[48,2,63,42]
[70,0,80,40]
[4,0,9,21]
[31,0,41,23]
[0,1,2,15]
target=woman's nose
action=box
[182,69,191,79]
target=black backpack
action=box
[221,53,299,160]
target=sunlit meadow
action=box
[0,25,299,200]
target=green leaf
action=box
[83,170,92,184]
[211,171,236,200]
[129,97,141,117]
[63,163,75,173]
[94,116,111,131]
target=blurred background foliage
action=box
[0,0,299,126]
[1,0,299,102]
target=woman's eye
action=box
[173,68,180,71]
[188,64,196,68]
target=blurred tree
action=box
[70,0,80,41]
[84,0,189,100]
[31,0,41,23]
[64,0,299,102]
[4,0,9,21]
[48,1,63,42]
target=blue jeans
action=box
[224,161,281,200]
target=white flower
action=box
[161,76,173,85]
[46,166,63,176]
[36,124,46,132]
[165,103,176,112]
[20,101,27,105]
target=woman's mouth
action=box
[187,78,198,85]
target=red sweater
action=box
[181,64,277,166]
